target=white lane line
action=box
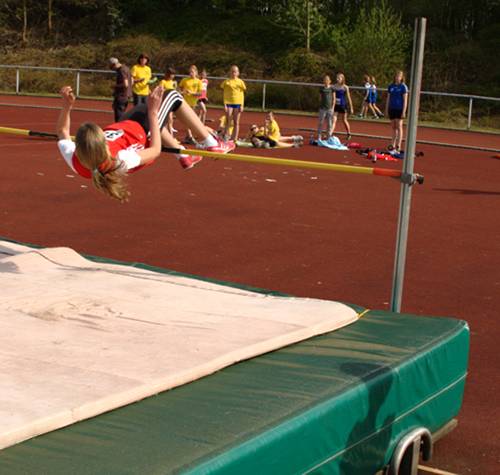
[418,465,460,475]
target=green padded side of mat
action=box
[0,309,468,475]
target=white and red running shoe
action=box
[201,137,236,154]
[178,155,203,170]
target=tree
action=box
[332,1,411,85]
[270,0,327,52]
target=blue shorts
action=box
[225,104,242,109]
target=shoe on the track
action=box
[179,155,203,170]
[203,137,236,154]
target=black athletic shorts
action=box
[334,105,347,114]
[388,108,403,120]
[256,135,277,147]
[120,90,183,133]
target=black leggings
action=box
[120,89,183,133]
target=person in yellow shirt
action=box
[159,67,178,134]
[131,53,152,106]
[179,65,203,144]
[218,114,233,138]
[220,65,246,142]
[261,112,303,148]
[159,67,177,90]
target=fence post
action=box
[262,83,267,111]
[15,68,20,94]
[76,71,81,97]
[467,97,473,130]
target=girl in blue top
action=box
[368,76,384,119]
[330,73,354,140]
[385,70,409,151]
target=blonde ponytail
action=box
[75,122,130,202]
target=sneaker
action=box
[179,155,203,170]
[378,113,385,118]
[346,134,352,141]
[183,136,197,145]
[204,137,236,154]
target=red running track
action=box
[0,96,499,474]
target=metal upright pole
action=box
[262,83,267,111]
[390,18,427,313]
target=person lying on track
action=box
[264,112,303,147]
[245,121,302,149]
[56,85,234,202]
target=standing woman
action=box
[179,65,203,144]
[330,73,354,140]
[385,70,408,151]
[368,76,384,119]
[131,53,152,106]
[317,74,335,141]
[159,66,178,134]
[220,65,246,142]
[197,68,209,125]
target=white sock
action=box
[175,145,189,160]
[198,134,218,148]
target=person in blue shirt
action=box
[385,70,409,151]
[368,76,384,119]
[330,73,354,140]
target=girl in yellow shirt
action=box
[220,65,246,141]
[179,65,203,144]
[131,53,152,106]
[263,111,303,147]
[159,67,178,134]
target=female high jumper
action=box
[56,85,234,202]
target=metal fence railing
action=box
[1,64,499,131]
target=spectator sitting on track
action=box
[318,74,335,140]
[109,57,131,122]
[55,85,235,201]
[131,53,152,106]
[264,112,303,147]
[159,66,178,135]
[385,70,409,152]
[179,65,203,145]
[245,124,269,148]
[244,115,302,149]
[218,114,234,138]
[220,65,247,142]
[330,73,354,140]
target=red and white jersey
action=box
[57,120,151,179]
[199,78,208,100]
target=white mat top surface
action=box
[0,241,358,449]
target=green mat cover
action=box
[0,239,469,474]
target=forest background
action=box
[1,0,499,127]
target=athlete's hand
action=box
[60,86,75,108]
[147,86,164,114]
